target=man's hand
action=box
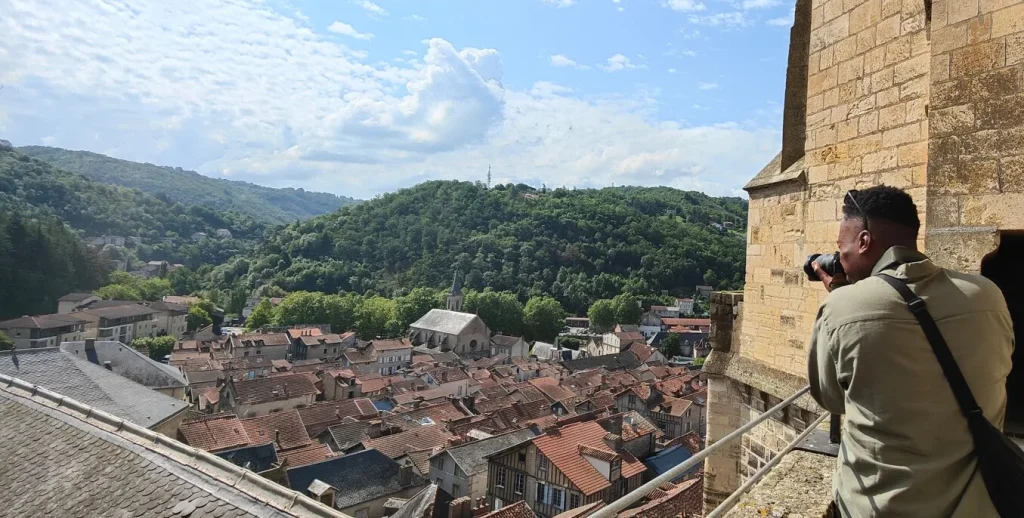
[812,262,849,292]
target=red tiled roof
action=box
[287,328,323,340]
[392,401,468,424]
[359,377,389,393]
[179,413,250,452]
[233,373,318,404]
[372,338,413,351]
[679,431,703,454]
[278,443,335,468]
[481,500,535,518]
[578,444,618,462]
[618,477,703,518]
[551,502,604,518]
[362,425,454,459]
[660,318,711,327]
[528,377,576,402]
[239,410,311,451]
[392,386,456,406]
[296,398,378,436]
[532,421,647,495]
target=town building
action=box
[217,373,318,417]
[148,299,189,337]
[408,310,492,358]
[56,292,100,314]
[290,328,356,361]
[0,313,89,349]
[429,429,537,501]
[491,335,529,358]
[226,332,291,360]
[674,298,695,316]
[76,303,159,343]
[61,340,187,399]
[370,338,414,375]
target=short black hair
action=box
[843,185,920,232]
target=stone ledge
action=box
[723,450,835,518]
[704,351,823,414]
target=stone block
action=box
[925,227,999,274]
[933,24,968,54]
[859,111,880,134]
[898,141,928,165]
[864,147,899,173]
[950,40,1007,78]
[931,104,976,136]
[968,14,993,44]
[900,75,929,101]
[931,77,972,109]
[811,14,851,52]
[838,55,865,84]
[981,0,1020,11]
[838,119,859,141]
[879,103,907,129]
[905,97,928,123]
[808,67,838,96]
[912,163,928,185]
[871,67,895,92]
[857,27,877,54]
[847,95,877,118]
[876,14,902,45]
[883,121,923,145]
[824,0,845,22]
[992,3,1024,39]
[949,0,980,25]
[901,12,926,35]
[865,46,887,73]
[893,54,930,84]
[850,0,881,33]
[974,66,1021,98]
[929,136,963,166]
[930,160,1001,194]
[881,0,901,17]
[1003,155,1024,192]
[877,85,901,106]
[823,87,840,109]
[961,193,1024,227]
[1009,34,1024,65]
[836,35,860,62]
[878,167,914,188]
[976,93,1024,130]
[927,195,961,227]
[885,35,913,65]
[932,54,951,82]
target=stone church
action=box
[408,274,493,359]
[702,0,1024,514]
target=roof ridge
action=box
[0,373,352,518]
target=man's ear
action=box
[858,230,871,253]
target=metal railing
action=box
[590,385,815,518]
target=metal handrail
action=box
[705,411,830,517]
[589,385,812,518]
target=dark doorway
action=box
[981,232,1024,435]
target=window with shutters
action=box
[496,467,506,488]
[536,482,547,504]
[551,488,564,509]
[514,472,525,494]
[569,493,580,509]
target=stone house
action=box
[225,332,290,360]
[56,292,100,314]
[428,429,537,501]
[490,335,529,358]
[77,304,159,343]
[289,328,355,361]
[286,449,425,518]
[217,373,318,417]
[147,300,188,337]
[638,312,663,340]
[408,309,492,358]
[370,338,414,375]
[484,421,647,518]
[703,0,1024,513]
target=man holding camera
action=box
[806,185,1014,517]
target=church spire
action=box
[447,270,464,312]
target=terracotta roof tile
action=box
[295,398,378,437]
[528,377,576,402]
[179,413,250,452]
[278,443,335,468]
[232,373,317,405]
[372,338,413,351]
[660,318,711,327]
[362,425,454,459]
[481,500,535,518]
[239,410,311,451]
[618,476,703,518]
[532,421,646,495]
[578,444,618,462]
[551,502,604,518]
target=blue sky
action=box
[0,0,796,199]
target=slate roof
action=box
[285,449,425,509]
[325,420,375,451]
[642,446,700,482]
[410,309,480,335]
[363,425,454,458]
[427,366,471,383]
[435,428,536,476]
[232,333,291,348]
[0,347,188,429]
[180,413,252,452]
[0,312,89,329]
[561,351,642,373]
[531,421,647,495]
[481,501,536,518]
[81,303,157,320]
[296,398,378,437]
[389,484,454,518]
[233,373,318,405]
[147,300,189,314]
[240,410,312,451]
[531,341,558,360]
[0,374,352,518]
[278,443,335,468]
[62,341,187,390]
[215,442,279,473]
[491,335,523,347]
[392,401,469,424]
[57,292,96,302]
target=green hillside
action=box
[207,180,747,314]
[18,146,358,225]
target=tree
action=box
[661,333,681,359]
[0,331,13,351]
[323,293,360,333]
[227,285,249,316]
[703,269,719,287]
[523,296,566,342]
[394,287,443,329]
[276,291,327,326]
[611,294,642,326]
[187,305,212,332]
[355,296,397,339]
[587,299,616,333]
[96,283,141,301]
[693,356,706,367]
[130,335,176,361]
[168,266,201,295]
[464,290,524,336]
[138,277,173,301]
[245,298,276,331]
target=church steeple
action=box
[447,270,463,312]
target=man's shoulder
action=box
[818,277,906,325]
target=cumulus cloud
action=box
[0,0,779,198]
[540,0,575,7]
[549,54,590,69]
[741,0,781,8]
[354,0,388,16]
[698,82,719,90]
[603,54,646,72]
[766,15,793,26]
[327,21,374,40]
[663,0,706,12]
[688,12,751,27]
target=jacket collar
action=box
[870,245,934,278]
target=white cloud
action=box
[0,0,779,199]
[327,21,374,40]
[549,54,590,69]
[679,28,702,39]
[403,50,419,57]
[741,0,781,8]
[698,82,719,90]
[668,68,677,73]
[603,54,647,72]
[406,14,426,21]
[541,0,575,7]
[354,0,388,16]
[663,0,706,12]
[688,12,751,27]
[766,15,793,26]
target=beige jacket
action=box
[808,246,1015,517]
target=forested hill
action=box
[207,181,748,315]
[0,146,266,267]
[18,146,359,225]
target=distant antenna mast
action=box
[487,165,492,188]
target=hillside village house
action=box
[226,332,291,360]
[56,292,100,314]
[147,300,188,337]
[0,313,89,349]
[217,373,318,417]
[428,429,536,501]
[289,328,356,361]
[370,339,414,375]
[675,298,695,316]
[484,421,647,518]
[77,304,158,343]
[638,312,662,339]
[490,335,529,358]
[408,309,492,358]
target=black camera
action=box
[804,252,844,281]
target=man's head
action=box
[837,185,920,282]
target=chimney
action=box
[398,462,413,487]
[103,361,112,371]
[449,497,472,518]
[85,339,96,351]
[471,497,490,518]
[274,429,281,447]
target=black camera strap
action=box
[875,273,984,417]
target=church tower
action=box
[446,271,463,312]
